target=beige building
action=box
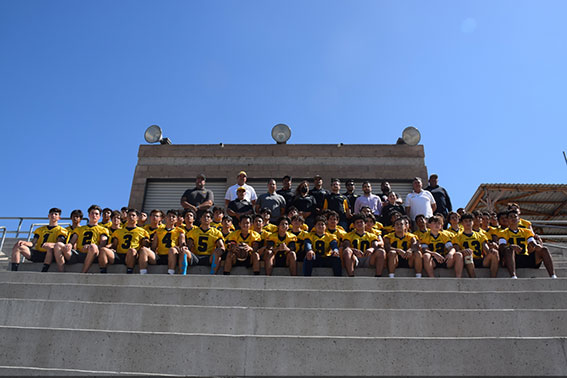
[128,143,428,213]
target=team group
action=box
[10,171,557,278]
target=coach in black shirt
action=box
[425,174,452,217]
[180,174,214,222]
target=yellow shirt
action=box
[499,227,535,256]
[304,232,339,257]
[187,226,224,256]
[344,230,378,251]
[72,224,110,251]
[32,225,68,252]
[420,231,453,256]
[154,227,184,255]
[385,232,416,251]
[452,231,488,260]
[111,227,150,254]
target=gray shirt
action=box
[257,192,286,222]
[181,187,214,218]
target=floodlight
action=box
[396,126,421,145]
[271,124,291,144]
[144,125,172,144]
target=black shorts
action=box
[112,252,127,265]
[153,254,169,265]
[29,249,46,263]
[397,256,410,269]
[434,260,448,269]
[296,249,306,262]
[192,254,211,266]
[274,252,287,267]
[474,259,484,269]
[516,253,542,269]
[66,250,88,264]
[233,255,251,267]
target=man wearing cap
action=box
[181,174,214,222]
[227,186,255,225]
[256,179,286,223]
[424,174,452,217]
[224,171,258,208]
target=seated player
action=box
[227,187,254,226]
[381,211,402,236]
[384,217,422,278]
[289,215,309,261]
[138,209,183,275]
[224,215,262,275]
[220,215,234,238]
[364,214,381,237]
[175,211,185,228]
[210,206,225,229]
[181,209,196,234]
[507,203,532,230]
[326,210,347,239]
[287,206,309,231]
[55,205,110,273]
[263,216,297,276]
[452,213,498,278]
[260,208,278,233]
[183,210,225,274]
[499,210,556,279]
[303,216,341,276]
[138,212,148,227]
[489,211,499,228]
[101,208,113,228]
[65,209,83,236]
[445,211,462,237]
[120,207,128,223]
[11,207,68,272]
[420,215,463,278]
[144,209,164,243]
[342,214,385,277]
[99,208,151,274]
[252,214,272,257]
[414,214,429,241]
[107,210,122,235]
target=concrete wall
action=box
[128,144,428,209]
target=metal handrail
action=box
[0,227,6,253]
[0,216,86,239]
[26,223,71,242]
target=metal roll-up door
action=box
[142,179,227,214]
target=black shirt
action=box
[325,192,349,221]
[343,191,359,212]
[310,188,328,213]
[181,187,214,219]
[276,188,294,208]
[425,185,452,216]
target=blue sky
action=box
[1,0,566,218]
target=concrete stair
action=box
[1,243,566,375]
[1,271,567,375]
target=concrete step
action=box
[1,326,565,376]
[2,282,565,309]
[5,261,563,278]
[2,271,566,292]
[2,298,566,337]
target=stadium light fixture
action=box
[271,123,291,144]
[396,126,421,145]
[144,125,172,145]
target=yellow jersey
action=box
[226,230,262,247]
[32,225,68,252]
[385,232,417,251]
[154,227,184,255]
[499,227,535,256]
[64,225,79,243]
[452,231,488,260]
[266,232,297,256]
[304,232,339,257]
[72,224,110,250]
[144,224,165,243]
[519,218,532,229]
[111,227,150,254]
[187,226,224,256]
[420,231,453,256]
[327,227,348,242]
[343,230,378,251]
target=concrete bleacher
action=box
[0,243,566,375]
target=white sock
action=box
[140,269,147,275]
[388,273,395,278]
[415,273,422,278]
[167,269,175,275]
[511,274,518,279]
[551,274,557,279]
